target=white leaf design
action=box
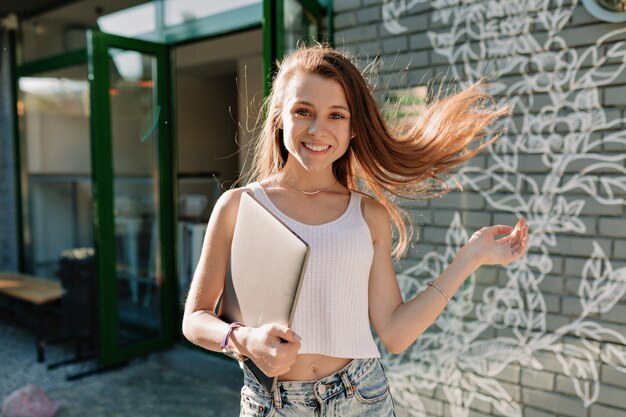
[602,344,626,374]
[526,292,543,311]
[576,321,626,343]
[554,344,600,407]
[445,213,469,250]
[396,273,423,301]
[401,252,445,281]
[381,0,428,35]
[579,244,626,314]
[572,88,601,111]
[390,382,426,417]
[443,386,472,417]
[491,398,523,417]
[463,373,522,416]
[538,197,587,234]
[605,40,626,59]
[459,338,525,376]
[537,9,572,33]
[576,64,626,89]
[602,128,626,147]
[557,174,598,197]
[460,168,537,212]
[599,176,626,202]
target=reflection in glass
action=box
[97,2,157,39]
[21,18,87,63]
[164,0,261,26]
[19,66,93,279]
[96,0,262,41]
[284,0,319,54]
[108,49,163,347]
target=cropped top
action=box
[247,182,380,358]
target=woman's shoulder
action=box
[211,187,249,223]
[360,194,391,243]
[217,186,247,205]
[360,193,388,218]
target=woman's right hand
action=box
[233,323,301,377]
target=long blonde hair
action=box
[245,45,508,259]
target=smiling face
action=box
[279,71,352,174]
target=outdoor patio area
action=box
[0,317,241,417]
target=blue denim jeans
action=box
[240,358,396,417]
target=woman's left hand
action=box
[463,217,529,266]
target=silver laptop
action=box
[219,189,310,393]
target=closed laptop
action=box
[219,189,310,392]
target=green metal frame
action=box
[326,1,334,46]
[262,0,277,97]
[167,34,182,335]
[9,30,25,272]
[16,49,87,77]
[88,30,177,367]
[262,0,331,96]
[299,0,325,17]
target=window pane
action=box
[164,0,261,27]
[108,48,163,347]
[19,66,93,279]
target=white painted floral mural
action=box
[380,1,626,415]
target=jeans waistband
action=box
[243,358,381,403]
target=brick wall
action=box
[335,1,626,416]
[0,28,19,271]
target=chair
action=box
[47,247,97,369]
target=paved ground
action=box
[0,317,242,417]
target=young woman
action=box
[182,45,528,417]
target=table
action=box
[0,272,64,362]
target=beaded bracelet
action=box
[427,282,451,303]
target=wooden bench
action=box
[0,272,64,362]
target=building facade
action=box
[1,1,625,416]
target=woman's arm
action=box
[182,188,301,377]
[364,198,528,354]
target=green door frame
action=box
[263,0,333,95]
[88,30,177,366]
[8,30,23,272]
[14,37,177,367]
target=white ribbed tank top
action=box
[247,182,380,358]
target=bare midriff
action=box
[278,354,352,381]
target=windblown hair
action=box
[245,45,509,259]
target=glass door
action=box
[17,58,93,280]
[17,52,101,364]
[88,30,176,366]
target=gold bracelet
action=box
[427,282,451,303]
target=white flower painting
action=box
[381,0,626,415]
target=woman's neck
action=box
[278,160,337,192]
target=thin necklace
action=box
[283,178,338,195]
